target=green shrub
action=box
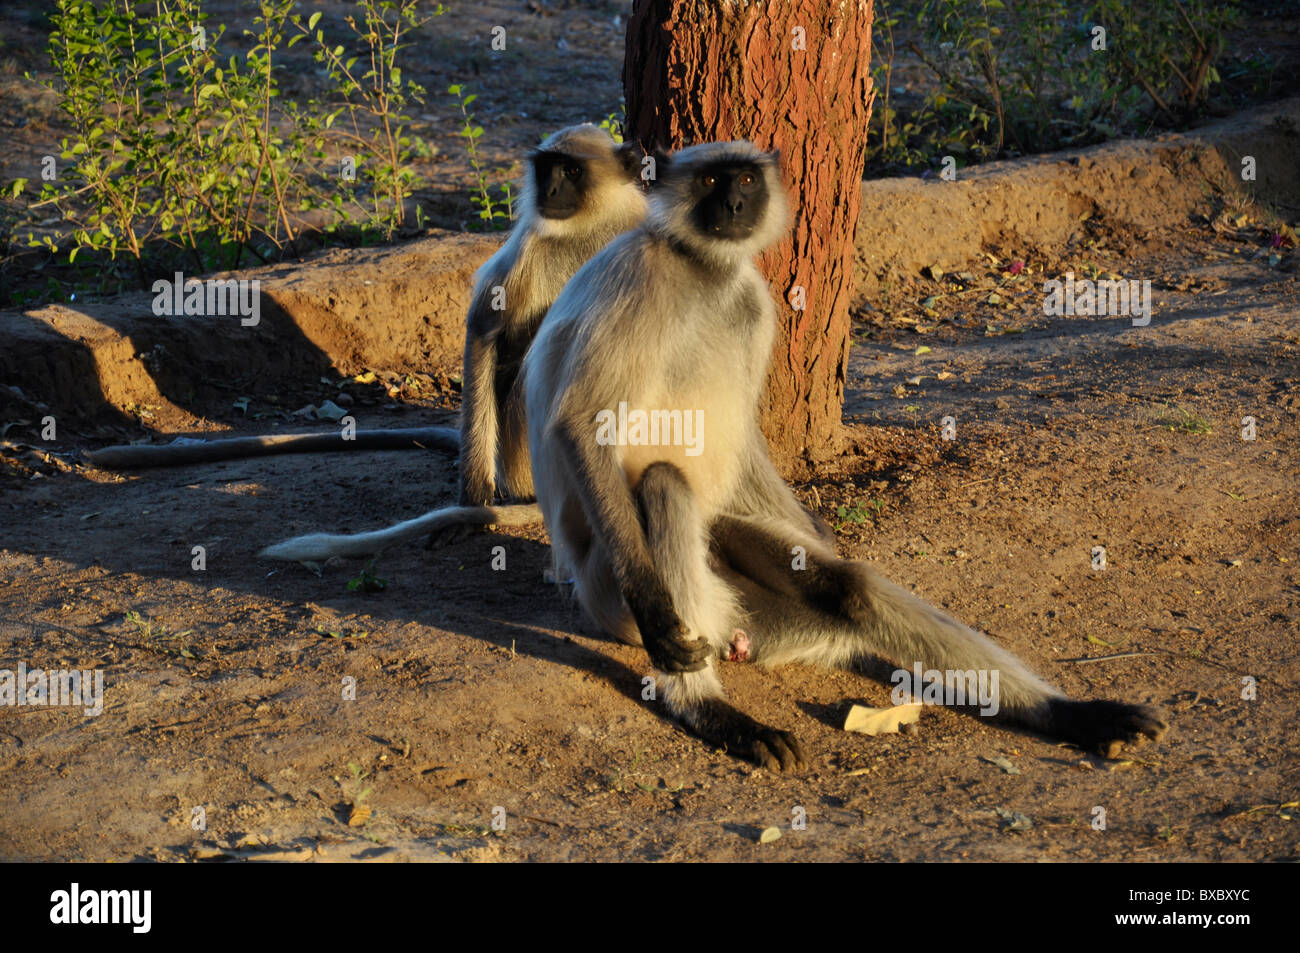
[14,0,441,277]
[868,0,1241,173]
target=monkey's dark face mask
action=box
[531,151,586,219]
[687,162,770,240]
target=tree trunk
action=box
[623,0,875,475]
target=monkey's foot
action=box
[1046,698,1168,759]
[692,699,806,772]
[424,522,487,549]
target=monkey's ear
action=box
[616,139,647,179]
[648,148,673,184]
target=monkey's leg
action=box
[713,514,1167,757]
[424,329,500,550]
[428,375,539,550]
[496,375,535,501]
[634,464,805,771]
[552,426,708,675]
[732,430,839,547]
[457,332,501,508]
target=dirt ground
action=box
[1,195,1297,861]
[0,2,1298,863]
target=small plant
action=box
[834,498,883,532]
[449,83,513,230]
[345,762,372,802]
[597,106,626,143]
[867,0,1241,174]
[24,0,330,272]
[294,0,443,231]
[11,0,442,297]
[1155,404,1212,435]
[124,610,199,659]
[337,761,374,828]
[346,558,387,593]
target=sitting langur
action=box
[261,124,647,561]
[522,141,1168,771]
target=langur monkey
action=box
[260,124,648,561]
[522,141,1168,771]
[93,123,644,489]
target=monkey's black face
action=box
[532,151,586,219]
[687,162,769,240]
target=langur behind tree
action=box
[521,140,1167,771]
[94,122,645,504]
[261,124,648,561]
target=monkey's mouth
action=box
[539,204,580,220]
[708,221,755,239]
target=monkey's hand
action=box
[641,610,710,674]
[1046,698,1168,759]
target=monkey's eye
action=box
[738,172,755,186]
[564,164,583,180]
[701,174,716,188]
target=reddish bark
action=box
[624,0,875,473]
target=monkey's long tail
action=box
[259,503,542,562]
[86,426,459,469]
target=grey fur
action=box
[522,141,1167,770]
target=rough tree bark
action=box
[623,0,875,475]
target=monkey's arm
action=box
[457,325,500,506]
[554,419,708,673]
[85,426,458,469]
[732,435,836,545]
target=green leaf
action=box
[308,11,321,30]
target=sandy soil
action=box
[1,206,1296,861]
[0,1,1297,863]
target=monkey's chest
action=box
[612,383,749,509]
